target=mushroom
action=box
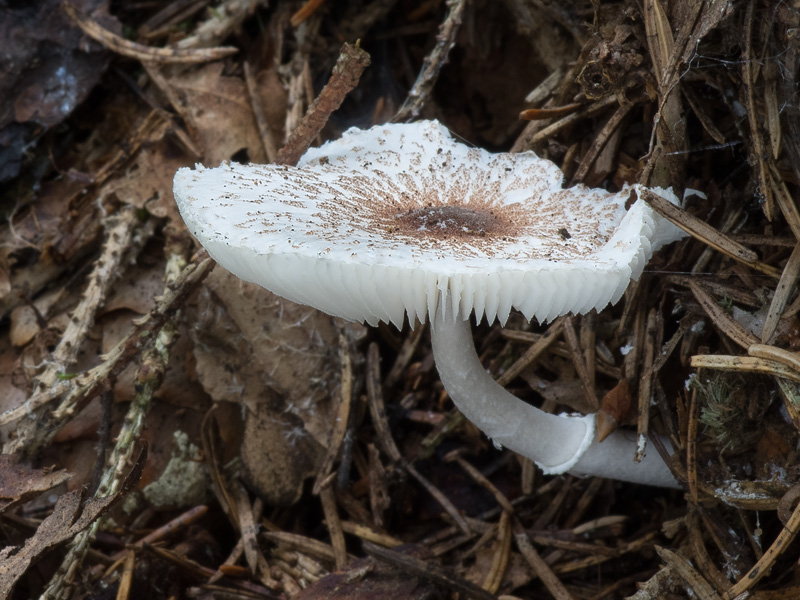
[174,120,684,488]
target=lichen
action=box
[142,430,208,509]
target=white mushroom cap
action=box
[174,120,684,328]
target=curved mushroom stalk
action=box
[431,304,679,488]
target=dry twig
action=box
[276,43,371,166]
[0,256,214,454]
[41,245,194,599]
[395,0,466,121]
[62,2,237,63]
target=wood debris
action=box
[4,2,800,599]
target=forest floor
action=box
[3,1,800,599]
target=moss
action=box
[695,375,762,454]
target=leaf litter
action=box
[3,1,800,599]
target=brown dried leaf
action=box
[169,63,272,165]
[97,146,186,225]
[239,402,323,507]
[101,262,162,321]
[0,443,145,598]
[597,379,632,443]
[603,379,632,421]
[0,180,76,265]
[50,398,104,445]
[0,456,71,513]
[200,269,364,444]
[43,438,97,494]
[8,287,63,347]
[294,545,443,600]
[191,272,351,506]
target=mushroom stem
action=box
[431,304,679,488]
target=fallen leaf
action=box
[97,143,187,225]
[0,456,72,514]
[9,306,40,347]
[294,545,444,600]
[169,63,272,165]
[8,287,63,347]
[199,269,364,445]
[239,401,324,507]
[0,0,119,181]
[0,442,146,598]
[102,262,166,315]
[596,379,632,442]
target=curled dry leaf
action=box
[0,443,146,599]
[596,379,632,443]
[0,456,72,513]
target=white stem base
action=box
[431,306,678,488]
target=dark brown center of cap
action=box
[396,205,499,238]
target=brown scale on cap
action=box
[396,205,499,238]
[182,122,626,264]
[337,169,548,257]
[285,162,624,262]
